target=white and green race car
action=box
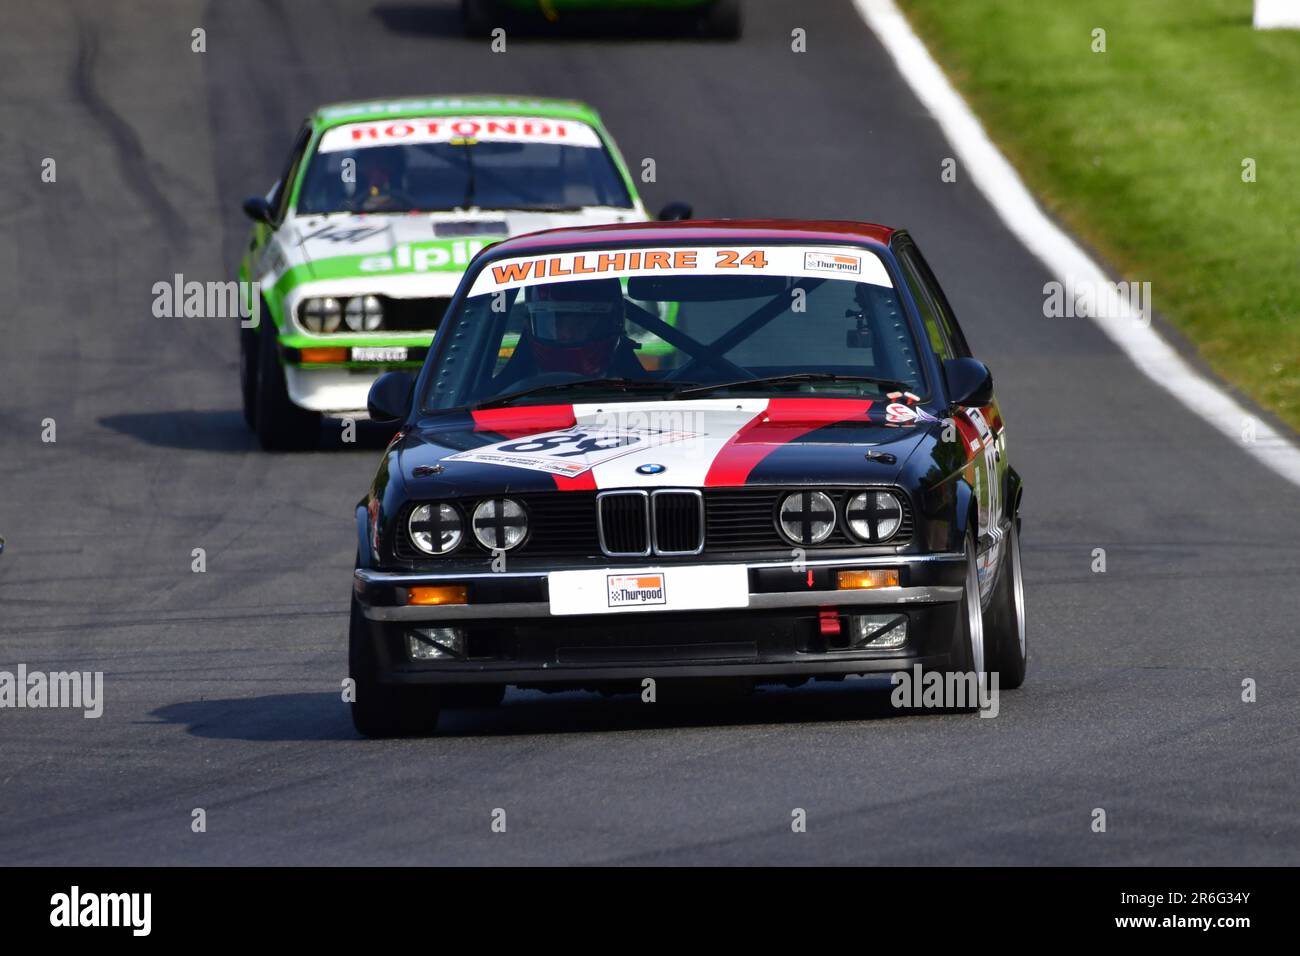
[238,95,687,449]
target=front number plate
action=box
[548,564,749,616]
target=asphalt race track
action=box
[1,0,1297,865]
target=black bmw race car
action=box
[348,219,1026,736]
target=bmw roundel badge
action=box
[636,463,666,475]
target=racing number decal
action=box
[444,426,700,477]
[714,249,769,270]
[498,432,638,458]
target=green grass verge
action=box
[899,0,1300,431]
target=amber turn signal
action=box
[405,585,468,606]
[298,347,350,364]
[836,569,900,590]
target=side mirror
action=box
[242,196,274,225]
[367,371,415,423]
[943,358,993,408]
[657,201,693,222]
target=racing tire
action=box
[938,534,990,712]
[442,684,506,708]
[348,598,442,738]
[697,0,741,39]
[461,0,498,37]
[984,519,1028,689]
[254,323,320,451]
[239,322,259,430]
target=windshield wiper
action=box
[672,372,913,399]
[487,204,585,212]
[474,377,691,410]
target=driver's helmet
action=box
[522,279,625,376]
[357,147,407,203]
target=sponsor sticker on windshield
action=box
[318,116,602,153]
[804,251,861,275]
[470,245,892,295]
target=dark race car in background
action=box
[461,0,742,39]
[349,220,1026,736]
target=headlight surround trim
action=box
[845,489,905,543]
[470,497,529,552]
[299,295,342,333]
[777,490,837,545]
[344,294,384,332]
[407,502,464,556]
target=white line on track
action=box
[852,0,1300,488]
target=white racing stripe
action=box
[575,400,769,488]
[853,0,1300,488]
[469,244,893,295]
[317,116,603,152]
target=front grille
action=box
[379,296,451,332]
[597,491,650,556]
[705,488,913,552]
[651,490,704,555]
[395,487,913,562]
[394,494,599,560]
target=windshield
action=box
[296,115,633,214]
[421,243,928,411]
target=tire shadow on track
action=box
[150,680,972,742]
[98,410,397,453]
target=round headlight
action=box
[846,490,904,542]
[471,498,527,551]
[408,503,463,555]
[300,296,342,332]
[778,491,836,545]
[344,294,384,332]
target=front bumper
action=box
[284,365,397,416]
[353,554,966,685]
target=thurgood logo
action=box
[607,574,666,607]
[890,665,1000,718]
[0,665,102,718]
[50,886,151,936]
[804,251,861,275]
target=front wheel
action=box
[984,520,1028,689]
[239,323,258,429]
[254,323,320,451]
[348,598,441,737]
[950,534,987,677]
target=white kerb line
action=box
[852,0,1300,488]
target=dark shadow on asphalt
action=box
[98,410,397,452]
[152,680,967,742]
[370,3,738,41]
[152,693,356,742]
